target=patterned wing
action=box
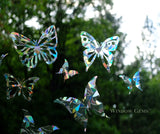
[83,76,108,118]
[37,125,59,134]
[10,25,58,70]
[80,31,99,71]
[68,70,78,77]
[22,77,39,101]
[0,53,8,65]
[119,74,133,93]
[38,25,58,65]
[4,73,21,99]
[20,109,35,134]
[22,109,35,128]
[54,97,88,132]
[101,36,119,72]
[20,129,35,134]
[56,59,69,74]
[21,109,59,134]
[56,59,78,80]
[10,32,37,69]
[133,71,143,91]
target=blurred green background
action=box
[0,0,160,133]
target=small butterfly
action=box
[10,25,58,70]
[56,59,78,81]
[54,76,108,132]
[119,71,143,94]
[4,73,39,101]
[0,53,8,65]
[80,31,119,72]
[20,109,59,134]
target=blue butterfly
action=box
[119,71,143,94]
[20,109,59,134]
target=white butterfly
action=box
[80,31,119,72]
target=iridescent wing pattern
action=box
[80,31,119,72]
[56,59,78,80]
[0,53,8,65]
[54,76,108,132]
[83,76,109,118]
[4,73,39,101]
[119,75,133,92]
[119,71,143,93]
[10,25,58,70]
[20,109,59,134]
[133,71,143,91]
[54,97,88,132]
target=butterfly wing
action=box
[57,59,78,80]
[38,25,58,65]
[4,73,22,99]
[54,97,88,132]
[80,31,99,71]
[101,36,119,72]
[37,125,59,134]
[133,71,143,91]
[10,32,39,69]
[56,59,69,74]
[20,109,35,134]
[20,128,35,134]
[21,109,59,134]
[119,74,133,93]
[10,25,58,69]
[83,76,108,118]
[22,77,39,101]
[68,70,78,77]
[0,53,8,65]
[22,109,35,128]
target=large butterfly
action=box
[10,25,58,70]
[20,109,59,134]
[56,59,78,81]
[80,31,119,72]
[4,73,39,101]
[54,76,108,132]
[0,53,8,65]
[119,71,143,94]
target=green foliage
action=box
[0,0,159,134]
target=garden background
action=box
[0,0,160,133]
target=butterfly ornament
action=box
[0,53,8,65]
[54,76,108,132]
[20,109,59,134]
[10,25,58,70]
[119,71,143,94]
[4,73,39,101]
[56,59,78,81]
[80,31,119,72]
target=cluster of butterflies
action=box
[0,25,143,133]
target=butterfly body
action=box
[80,31,119,72]
[54,76,108,132]
[10,25,58,70]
